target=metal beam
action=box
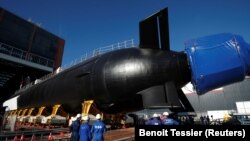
[0,53,53,72]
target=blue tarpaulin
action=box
[185,33,250,94]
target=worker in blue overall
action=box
[70,114,81,141]
[145,113,162,125]
[162,112,179,125]
[79,115,92,141]
[91,114,106,141]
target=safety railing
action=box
[0,42,54,68]
[62,39,136,69]
[15,39,137,94]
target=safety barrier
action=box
[61,39,136,70]
[0,42,54,68]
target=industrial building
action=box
[184,78,250,116]
[0,7,65,107]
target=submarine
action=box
[4,8,250,115]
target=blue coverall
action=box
[91,120,106,141]
[145,117,162,125]
[163,118,179,125]
[70,120,81,141]
[79,122,92,141]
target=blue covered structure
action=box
[185,33,250,94]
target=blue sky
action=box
[1,0,250,66]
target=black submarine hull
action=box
[16,48,190,114]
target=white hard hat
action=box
[163,112,169,116]
[76,113,81,118]
[82,115,89,121]
[153,113,158,118]
[72,117,77,121]
[96,114,101,119]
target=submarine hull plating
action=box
[17,48,190,114]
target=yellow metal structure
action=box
[81,100,103,119]
[27,108,34,116]
[51,104,61,117]
[82,100,93,116]
[17,109,23,116]
[9,111,13,116]
[21,109,28,116]
[12,110,17,116]
[6,111,10,116]
[36,106,45,116]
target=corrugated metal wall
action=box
[186,79,250,112]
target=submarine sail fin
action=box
[139,8,170,50]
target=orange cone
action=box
[48,133,53,140]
